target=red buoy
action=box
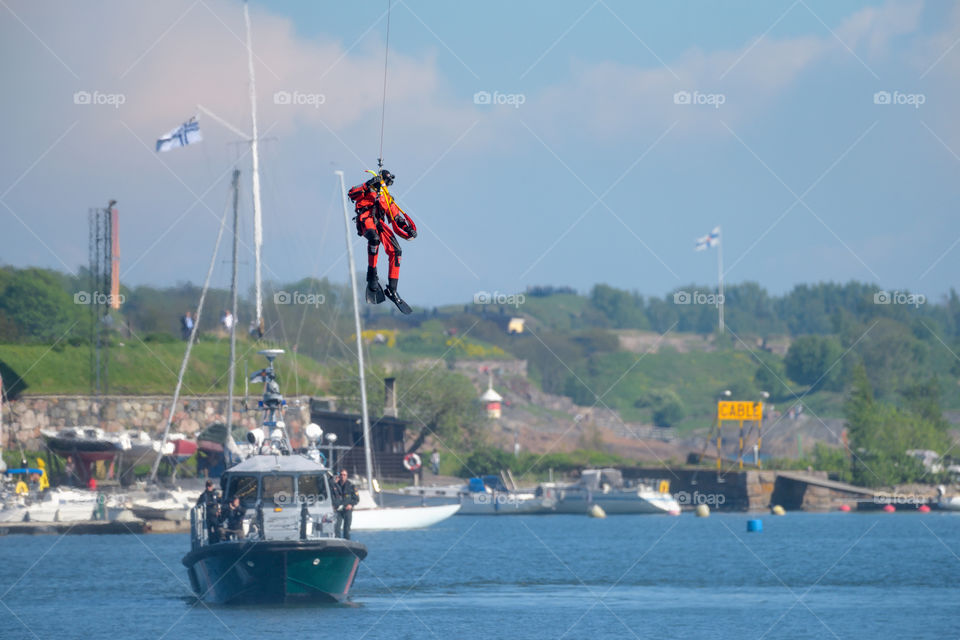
[838,504,851,512]
[918,504,931,513]
[882,504,896,513]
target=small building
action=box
[309,378,410,480]
[480,378,503,419]
[507,317,525,334]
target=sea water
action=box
[0,512,957,639]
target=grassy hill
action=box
[0,335,327,396]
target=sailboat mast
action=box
[225,169,242,461]
[336,171,375,494]
[150,190,231,484]
[244,0,263,330]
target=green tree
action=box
[852,319,927,398]
[635,388,686,427]
[589,284,648,329]
[458,446,515,477]
[0,268,81,342]
[844,364,950,486]
[785,335,844,390]
[394,367,485,453]
[754,358,791,399]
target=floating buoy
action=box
[588,504,606,518]
[771,505,786,516]
[838,504,851,512]
[882,504,896,513]
[747,519,763,532]
[695,504,710,518]
[918,504,931,513]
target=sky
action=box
[1,0,959,308]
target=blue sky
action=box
[1,0,958,308]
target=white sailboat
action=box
[334,171,459,530]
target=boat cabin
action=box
[199,455,339,544]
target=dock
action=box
[622,467,931,511]
[0,518,191,536]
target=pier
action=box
[622,467,930,511]
[0,518,191,536]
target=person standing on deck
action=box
[333,470,359,540]
[196,479,221,542]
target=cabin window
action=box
[297,475,328,505]
[227,475,258,502]
[262,475,294,505]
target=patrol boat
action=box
[182,350,367,604]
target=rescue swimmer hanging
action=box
[348,168,417,314]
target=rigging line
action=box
[377,0,392,168]
[292,178,340,351]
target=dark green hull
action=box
[182,539,366,604]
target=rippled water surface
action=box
[1,512,957,639]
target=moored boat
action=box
[546,468,681,515]
[456,476,557,515]
[41,426,129,464]
[937,485,960,511]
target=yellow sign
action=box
[718,401,763,422]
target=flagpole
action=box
[717,226,724,335]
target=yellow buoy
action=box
[588,504,607,518]
[771,505,786,516]
[695,504,710,517]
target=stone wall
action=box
[3,395,312,450]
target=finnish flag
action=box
[695,226,720,251]
[156,117,202,152]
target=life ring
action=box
[403,453,422,471]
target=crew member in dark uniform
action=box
[222,495,245,540]
[196,479,221,543]
[333,470,359,540]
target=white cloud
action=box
[524,1,931,141]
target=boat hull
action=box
[938,497,960,512]
[351,504,460,530]
[458,492,556,515]
[554,490,681,515]
[182,539,366,604]
[44,437,119,464]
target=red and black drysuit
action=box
[348,172,416,300]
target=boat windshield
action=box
[297,474,328,505]
[262,475,294,505]
[227,475,258,502]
